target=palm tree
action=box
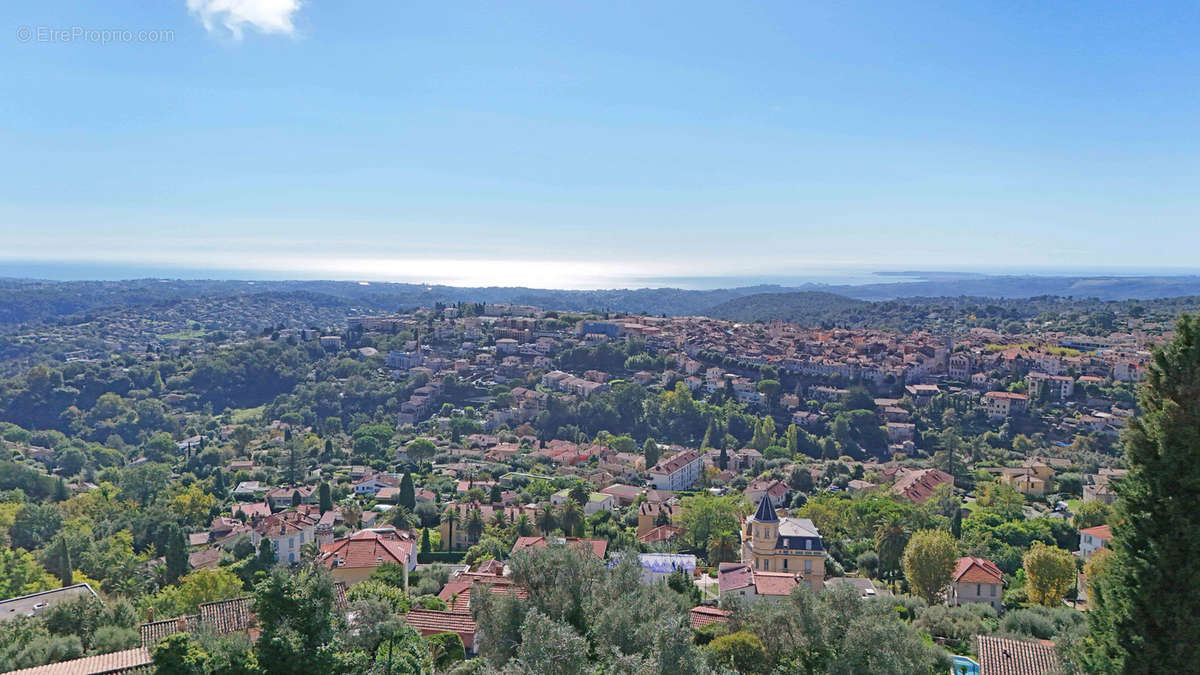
[389,506,416,531]
[490,509,509,531]
[707,532,739,564]
[466,508,485,545]
[442,506,460,551]
[535,505,558,536]
[514,513,534,538]
[873,516,911,583]
[568,482,589,506]
[560,500,582,538]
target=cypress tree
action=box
[643,438,660,468]
[318,481,332,514]
[399,472,416,510]
[1082,315,1200,673]
[164,524,189,584]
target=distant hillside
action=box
[827,275,1200,301]
[5,274,1200,327]
[704,291,868,323]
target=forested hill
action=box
[704,291,869,323]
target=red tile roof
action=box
[890,468,954,504]
[321,531,414,569]
[511,536,607,558]
[403,610,477,649]
[976,635,1060,675]
[717,563,753,593]
[689,606,731,629]
[752,571,805,596]
[638,524,685,544]
[953,557,1003,584]
[1080,524,1113,541]
[4,647,152,675]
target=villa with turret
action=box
[742,494,826,593]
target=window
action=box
[990,584,997,597]
[805,539,812,550]
[783,559,788,570]
[976,584,981,596]
[804,560,812,574]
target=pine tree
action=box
[421,527,431,554]
[718,446,729,470]
[1082,315,1200,673]
[399,473,416,510]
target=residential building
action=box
[510,536,608,559]
[265,485,317,510]
[890,468,954,504]
[648,449,702,491]
[251,511,319,566]
[1026,372,1075,399]
[743,495,825,593]
[1079,525,1113,559]
[982,391,1030,419]
[948,557,1003,611]
[320,529,417,586]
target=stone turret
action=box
[749,495,779,556]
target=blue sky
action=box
[2,1,1199,287]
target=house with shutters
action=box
[743,495,825,593]
[948,557,1003,611]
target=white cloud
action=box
[187,0,302,39]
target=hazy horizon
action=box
[4,259,1200,292]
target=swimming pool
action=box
[951,655,979,675]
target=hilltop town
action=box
[0,295,1187,674]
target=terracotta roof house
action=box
[265,485,317,510]
[975,635,1060,675]
[752,571,806,597]
[1079,524,1113,559]
[890,468,954,504]
[745,479,789,508]
[251,510,320,566]
[437,576,525,612]
[949,557,1003,610]
[320,529,417,585]
[689,606,731,629]
[637,524,685,544]
[403,609,478,652]
[231,501,271,521]
[637,501,677,538]
[510,536,607,559]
